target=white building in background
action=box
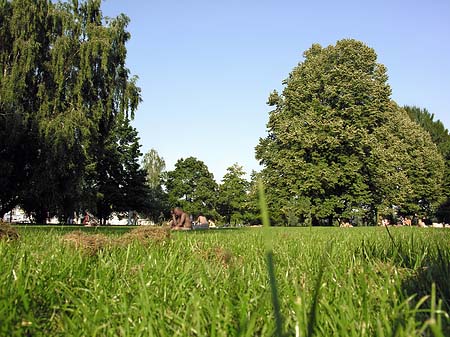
[107,213,129,226]
[2,207,30,223]
[2,208,152,226]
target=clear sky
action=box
[100,0,450,181]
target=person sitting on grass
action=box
[208,219,217,228]
[194,213,209,229]
[82,211,90,225]
[168,209,176,227]
[172,207,192,230]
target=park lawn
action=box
[0,226,449,336]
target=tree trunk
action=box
[35,208,47,224]
[312,216,320,227]
[328,215,333,227]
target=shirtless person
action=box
[172,207,192,230]
[195,213,209,229]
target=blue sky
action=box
[100,0,450,181]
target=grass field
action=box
[1,226,449,336]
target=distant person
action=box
[208,219,217,228]
[168,209,176,227]
[412,214,418,226]
[127,210,133,226]
[404,217,412,226]
[158,211,165,225]
[194,213,209,229]
[418,218,427,227]
[82,211,90,225]
[172,207,192,230]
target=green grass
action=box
[1,226,449,336]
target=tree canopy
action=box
[0,0,148,223]
[166,157,218,218]
[256,39,445,225]
[142,148,168,222]
[218,163,249,224]
[405,105,450,222]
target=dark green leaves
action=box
[256,39,445,225]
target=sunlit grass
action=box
[0,225,449,336]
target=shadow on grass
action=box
[354,231,450,335]
[400,247,450,335]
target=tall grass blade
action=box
[258,180,283,337]
[307,242,332,337]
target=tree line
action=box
[1,1,449,226]
[142,152,260,225]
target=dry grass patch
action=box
[62,226,171,255]
[194,244,235,267]
[118,226,171,246]
[61,231,111,255]
[0,221,20,242]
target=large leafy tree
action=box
[405,106,450,221]
[166,157,218,218]
[256,39,444,225]
[0,0,58,220]
[0,0,145,223]
[218,163,249,224]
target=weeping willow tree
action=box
[0,0,148,223]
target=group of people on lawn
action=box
[168,207,214,230]
[381,215,450,228]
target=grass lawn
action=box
[1,226,449,336]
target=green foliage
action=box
[405,105,450,222]
[256,39,445,225]
[218,163,249,224]
[0,0,147,222]
[142,148,166,189]
[368,105,445,216]
[243,170,263,225]
[404,106,450,159]
[166,157,218,218]
[142,148,169,222]
[91,117,151,222]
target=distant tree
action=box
[218,164,249,224]
[142,148,168,222]
[243,170,262,225]
[166,157,218,218]
[405,105,450,221]
[143,149,166,189]
[256,39,444,225]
